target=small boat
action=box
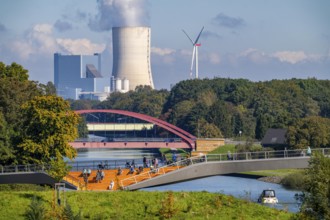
[258,189,278,204]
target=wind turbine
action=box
[182,26,204,79]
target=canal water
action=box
[141,175,301,213]
[74,149,301,213]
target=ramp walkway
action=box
[122,148,330,190]
[0,164,76,189]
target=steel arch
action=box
[75,109,196,149]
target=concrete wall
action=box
[127,157,309,190]
[195,138,225,152]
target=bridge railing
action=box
[120,148,330,189]
[0,164,51,174]
[120,155,205,188]
[207,148,330,162]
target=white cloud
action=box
[56,38,106,55]
[7,23,106,60]
[10,24,57,60]
[272,51,308,64]
[32,24,53,34]
[239,48,258,57]
[239,48,269,63]
[151,47,175,56]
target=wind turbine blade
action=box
[182,29,194,45]
[190,46,196,77]
[194,26,204,45]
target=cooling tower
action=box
[112,27,154,90]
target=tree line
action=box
[76,77,330,150]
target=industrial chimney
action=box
[112,27,154,90]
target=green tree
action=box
[207,101,233,137]
[300,153,330,219]
[77,117,88,138]
[38,81,57,95]
[0,62,41,164]
[24,197,46,220]
[287,116,330,149]
[0,62,29,81]
[18,96,79,178]
[69,99,100,110]
[0,112,13,164]
[198,118,223,138]
[98,85,169,117]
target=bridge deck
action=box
[124,148,330,190]
[70,141,190,149]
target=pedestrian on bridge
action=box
[307,146,311,156]
[143,156,147,168]
[109,180,115,190]
[227,151,232,160]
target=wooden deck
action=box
[66,166,181,191]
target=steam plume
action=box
[89,0,150,31]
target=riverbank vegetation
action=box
[0,190,293,220]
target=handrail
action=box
[119,148,330,189]
[120,155,205,188]
[0,164,51,174]
[63,174,84,190]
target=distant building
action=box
[261,128,288,149]
[54,53,110,101]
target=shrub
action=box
[281,171,305,190]
[24,197,46,220]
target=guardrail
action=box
[120,148,330,189]
[63,174,84,190]
[0,164,51,174]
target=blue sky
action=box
[0,0,329,89]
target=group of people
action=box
[143,156,166,168]
[82,168,92,184]
[95,169,105,183]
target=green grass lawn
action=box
[0,190,294,220]
[208,144,236,154]
[242,169,305,177]
[159,148,190,160]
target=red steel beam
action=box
[75,109,196,149]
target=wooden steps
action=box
[67,166,183,191]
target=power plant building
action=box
[54,27,155,100]
[54,53,110,100]
[112,27,154,90]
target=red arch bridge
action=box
[70,109,196,150]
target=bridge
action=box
[121,148,330,190]
[0,164,77,189]
[71,109,196,149]
[1,148,329,190]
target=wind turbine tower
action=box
[182,27,204,79]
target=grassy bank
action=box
[0,190,293,220]
[242,169,303,177]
